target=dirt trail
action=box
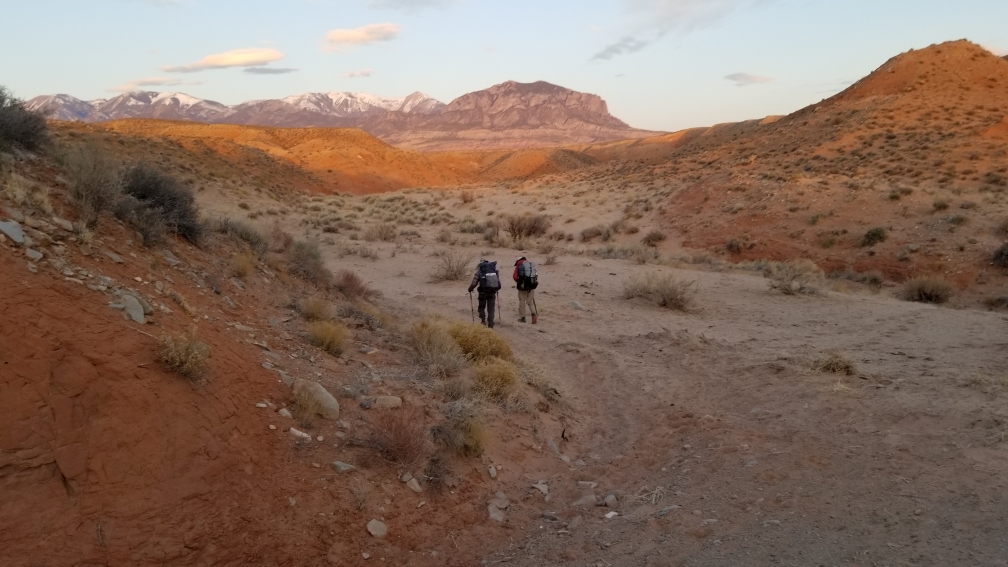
[342,245,1008,566]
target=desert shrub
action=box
[430,251,473,282]
[64,142,121,227]
[932,199,950,212]
[544,255,558,265]
[902,276,952,304]
[623,273,698,310]
[997,219,1008,238]
[213,217,266,256]
[230,251,255,279]
[504,214,551,239]
[449,322,513,361]
[439,376,474,401]
[992,243,1008,268]
[363,222,397,242]
[298,296,331,321]
[121,164,203,244]
[307,321,351,355]
[814,352,856,375]
[0,87,48,151]
[861,227,887,247]
[459,189,475,204]
[287,240,331,284]
[372,408,430,467]
[269,223,293,252]
[408,319,466,379]
[765,260,823,295]
[854,269,885,287]
[580,226,603,242]
[726,238,743,254]
[1,172,53,215]
[338,303,387,331]
[159,329,210,382]
[293,388,323,430]
[334,270,374,300]
[641,230,667,247]
[114,195,166,245]
[431,402,485,458]
[472,357,518,401]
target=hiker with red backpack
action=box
[468,258,502,328]
[513,256,538,324]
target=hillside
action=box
[551,40,1008,285]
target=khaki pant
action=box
[518,289,537,318]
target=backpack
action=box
[518,260,538,291]
[478,261,501,292]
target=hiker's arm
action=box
[467,272,479,292]
[513,265,519,281]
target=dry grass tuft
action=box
[449,322,513,361]
[430,251,473,282]
[409,319,466,379]
[472,357,519,401]
[814,352,856,375]
[159,329,210,382]
[2,173,54,215]
[213,217,267,256]
[431,402,485,458]
[372,408,430,467]
[64,142,121,227]
[623,273,698,310]
[270,223,293,253]
[902,276,953,304]
[423,454,450,494]
[363,222,397,242]
[765,260,823,295]
[334,270,374,300]
[459,189,475,204]
[307,321,351,355]
[294,388,323,430]
[230,251,255,279]
[298,296,331,321]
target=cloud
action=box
[164,48,284,73]
[324,23,400,50]
[244,67,299,75]
[725,72,774,86]
[626,0,765,32]
[343,69,373,78]
[110,77,183,92]
[368,0,453,11]
[591,36,650,61]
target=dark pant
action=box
[478,293,496,328]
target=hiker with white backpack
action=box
[468,258,502,328]
[513,256,538,324]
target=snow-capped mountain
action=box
[26,91,443,127]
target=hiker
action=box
[513,256,538,324]
[468,258,501,328]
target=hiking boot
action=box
[518,317,526,323]
[532,315,538,324]
[480,319,487,327]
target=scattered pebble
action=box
[488,465,497,479]
[278,408,293,419]
[332,461,357,474]
[366,519,387,538]
[604,511,618,519]
[487,504,505,523]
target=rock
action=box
[136,296,154,315]
[103,251,124,264]
[278,408,293,419]
[79,244,92,256]
[487,504,505,523]
[52,217,73,232]
[332,461,357,474]
[121,295,146,324]
[488,465,497,479]
[0,220,26,245]
[162,249,180,266]
[400,473,413,483]
[292,379,340,420]
[360,399,374,409]
[604,511,618,519]
[572,494,597,507]
[24,248,43,262]
[3,207,24,222]
[577,481,598,489]
[907,243,920,252]
[155,281,164,292]
[26,263,37,274]
[337,420,351,429]
[372,396,402,409]
[289,427,312,441]
[256,402,269,408]
[289,497,296,506]
[548,439,560,454]
[658,505,680,516]
[268,425,276,430]
[362,552,370,559]
[569,301,584,310]
[604,494,618,508]
[532,483,549,496]
[567,515,583,531]
[277,371,294,387]
[366,519,387,538]
[489,497,509,509]
[406,478,422,493]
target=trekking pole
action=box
[469,291,475,323]
[497,291,501,326]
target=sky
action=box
[1,0,1007,132]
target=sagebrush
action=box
[623,273,698,310]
